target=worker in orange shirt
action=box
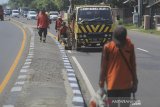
[55,16,63,41]
[99,26,138,107]
[37,9,50,43]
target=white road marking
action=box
[11,86,22,92]
[66,69,74,72]
[27,55,33,59]
[15,81,25,85]
[73,90,81,95]
[70,83,79,88]
[22,65,30,69]
[137,48,149,53]
[72,56,96,97]
[64,62,71,65]
[63,60,69,63]
[26,58,32,62]
[24,62,31,65]
[20,69,28,73]
[68,77,77,81]
[73,96,84,103]
[68,73,75,76]
[18,75,27,79]
[68,50,72,53]
[65,65,72,69]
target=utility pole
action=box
[138,0,143,27]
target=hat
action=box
[112,26,127,46]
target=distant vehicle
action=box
[23,11,28,17]
[11,10,20,18]
[0,5,4,21]
[49,11,59,21]
[27,11,37,20]
[4,9,11,16]
[20,7,29,15]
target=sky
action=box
[0,0,9,4]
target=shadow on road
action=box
[77,47,103,53]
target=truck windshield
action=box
[78,7,112,23]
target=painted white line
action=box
[18,75,27,79]
[11,86,22,92]
[3,105,14,107]
[29,50,34,53]
[63,60,69,63]
[26,59,32,62]
[20,69,28,73]
[15,81,25,85]
[72,56,96,97]
[29,51,34,54]
[70,83,79,88]
[68,77,77,82]
[62,57,68,60]
[27,55,33,59]
[22,65,30,69]
[73,90,81,95]
[72,96,84,103]
[68,73,75,76]
[68,50,72,53]
[62,55,67,58]
[65,66,72,69]
[28,53,34,56]
[66,69,74,72]
[64,63,71,66]
[24,62,31,65]
[137,48,149,53]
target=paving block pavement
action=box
[19,28,74,107]
[3,27,74,107]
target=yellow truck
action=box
[67,5,114,50]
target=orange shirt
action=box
[99,38,136,90]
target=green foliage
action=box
[8,0,130,11]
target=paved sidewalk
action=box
[4,27,74,107]
[19,28,73,107]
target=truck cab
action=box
[70,5,114,50]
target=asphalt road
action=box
[0,21,23,85]
[12,17,160,106]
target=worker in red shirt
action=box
[37,9,50,43]
[55,16,63,41]
[99,26,138,107]
[59,21,68,44]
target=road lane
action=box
[0,21,23,91]
[70,30,160,106]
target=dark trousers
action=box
[107,89,132,107]
[38,28,47,39]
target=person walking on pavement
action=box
[55,15,63,41]
[37,9,50,43]
[99,26,138,107]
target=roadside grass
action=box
[124,24,160,36]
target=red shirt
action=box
[37,13,49,28]
[60,26,68,34]
[55,18,63,30]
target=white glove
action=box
[97,88,106,97]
